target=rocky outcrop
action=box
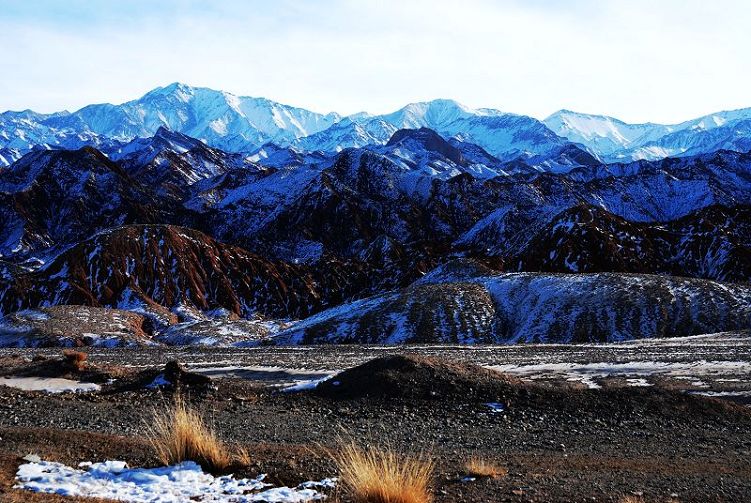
[275,264,751,344]
[0,225,327,319]
[0,305,156,348]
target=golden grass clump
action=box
[334,442,434,503]
[620,498,646,503]
[62,350,87,371]
[619,496,681,503]
[234,446,253,467]
[464,457,508,479]
[146,397,232,473]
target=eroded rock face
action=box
[507,204,751,281]
[0,147,181,257]
[276,264,751,345]
[0,225,327,319]
[0,305,156,348]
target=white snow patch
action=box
[688,390,751,398]
[487,360,751,388]
[0,377,100,393]
[280,376,332,393]
[16,460,335,502]
[625,378,652,387]
[146,373,171,389]
[484,402,506,413]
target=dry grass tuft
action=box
[334,442,434,503]
[464,457,507,479]
[62,350,87,371]
[145,397,231,473]
[619,496,681,503]
[233,446,253,467]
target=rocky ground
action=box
[0,339,750,502]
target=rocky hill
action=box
[275,262,751,345]
[1,113,750,346]
[0,225,338,320]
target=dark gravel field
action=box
[1,333,750,502]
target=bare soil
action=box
[0,351,750,502]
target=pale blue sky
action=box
[2,0,750,123]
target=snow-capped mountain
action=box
[545,108,751,162]
[5,84,751,169]
[0,89,587,170]
[1,120,751,346]
[295,99,574,163]
[0,83,341,165]
[0,147,23,166]
[4,127,751,276]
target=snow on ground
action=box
[488,360,751,389]
[16,460,335,502]
[689,390,751,398]
[146,373,171,389]
[280,376,333,393]
[191,365,334,383]
[0,376,100,393]
[484,402,506,413]
[625,378,652,387]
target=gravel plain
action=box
[0,332,750,502]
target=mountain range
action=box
[1,83,750,347]
[4,83,751,168]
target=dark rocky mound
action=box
[113,360,212,394]
[315,356,750,423]
[315,354,523,400]
[0,351,114,384]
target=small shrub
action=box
[234,446,253,467]
[464,457,507,479]
[145,397,231,473]
[334,442,434,503]
[62,350,87,371]
[620,497,681,503]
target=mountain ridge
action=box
[544,107,751,162]
[6,82,751,169]
[1,120,751,346]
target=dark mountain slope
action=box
[510,204,751,281]
[0,147,181,257]
[275,262,751,345]
[0,225,341,319]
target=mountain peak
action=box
[386,127,447,145]
[152,125,199,143]
[142,82,197,102]
[547,109,621,122]
[383,99,474,131]
[154,125,172,136]
[400,98,472,116]
[386,127,464,165]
